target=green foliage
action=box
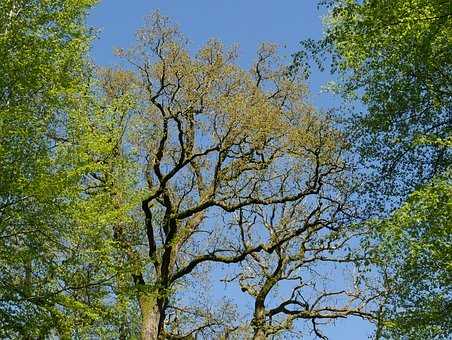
[1,0,449,337]
[295,0,451,196]
[0,1,141,338]
[294,0,452,338]
[371,172,452,339]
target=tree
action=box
[293,0,451,338]
[295,0,450,198]
[232,189,375,339]
[1,6,381,338]
[371,170,451,339]
[109,13,377,339]
[0,1,140,337]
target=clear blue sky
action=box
[87,0,338,104]
[88,2,372,339]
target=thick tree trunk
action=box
[252,307,266,340]
[139,294,160,340]
[253,328,266,340]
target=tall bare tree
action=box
[97,12,377,339]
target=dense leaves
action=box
[0,1,141,338]
[373,171,451,339]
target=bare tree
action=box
[101,12,377,339]
[232,193,376,339]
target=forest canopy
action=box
[0,1,450,339]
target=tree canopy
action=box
[296,0,451,197]
[293,0,451,338]
[1,1,450,339]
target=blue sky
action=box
[88,1,372,339]
[87,1,337,103]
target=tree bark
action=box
[252,306,266,340]
[139,294,160,340]
[253,328,266,340]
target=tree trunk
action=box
[253,328,266,340]
[252,306,266,340]
[139,294,160,340]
